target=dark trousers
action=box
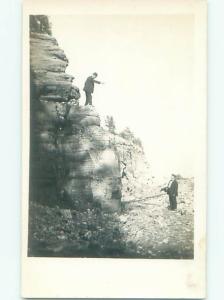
[169,195,177,210]
[85,92,92,105]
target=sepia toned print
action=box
[28,14,194,259]
[22,0,206,298]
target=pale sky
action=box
[50,14,195,179]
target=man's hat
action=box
[93,72,98,76]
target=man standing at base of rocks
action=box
[161,174,178,210]
[83,72,104,106]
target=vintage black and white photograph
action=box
[22,0,206,298]
[27,13,196,259]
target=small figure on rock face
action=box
[122,169,127,179]
[83,72,104,106]
[121,161,128,179]
[161,174,178,210]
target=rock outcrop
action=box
[110,134,153,203]
[29,16,121,212]
[28,16,194,260]
[28,16,154,258]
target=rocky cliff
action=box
[107,133,153,203]
[29,16,121,213]
[28,16,153,257]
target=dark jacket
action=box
[83,76,101,93]
[167,180,178,197]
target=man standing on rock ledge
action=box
[83,72,104,106]
[161,174,178,210]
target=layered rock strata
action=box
[29,17,121,212]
